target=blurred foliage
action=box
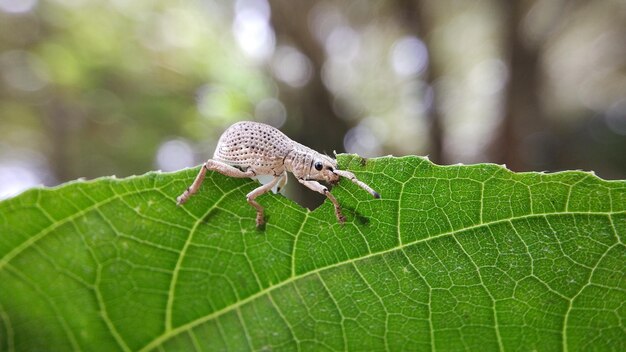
[1,0,271,185]
[1,0,625,203]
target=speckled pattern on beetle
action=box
[177,121,380,228]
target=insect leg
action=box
[247,176,281,227]
[177,159,256,205]
[276,172,288,193]
[297,179,346,224]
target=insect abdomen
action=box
[213,121,292,170]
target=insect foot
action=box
[176,121,380,228]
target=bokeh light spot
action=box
[390,36,428,77]
[0,0,37,14]
[344,121,382,158]
[0,163,42,200]
[468,59,508,96]
[325,26,360,62]
[255,98,286,128]
[156,140,195,172]
[0,50,49,92]
[232,0,275,60]
[272,46,312,88]
[605,99,626,136]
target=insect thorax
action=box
[284,144,331,179]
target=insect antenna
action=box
[333,169,380,199]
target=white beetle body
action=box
[177,121,379,227]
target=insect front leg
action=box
[276,172,288,193]
[297,179,346,224]
[177,159,256,205]
[247,176,282,227]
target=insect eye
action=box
[314,161,323,171]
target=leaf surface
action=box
[1,155,625,351]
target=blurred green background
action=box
[1,0,625,209]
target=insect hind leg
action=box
[246,176,281,227]
[177,159,256,205]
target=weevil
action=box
[177,121,380,227]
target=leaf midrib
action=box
[140,209,622,351]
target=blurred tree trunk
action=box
[268,1,349,152]
[42,97,72,184]
[491,1,544,171]
[269,1,350,209]
[394,0,445,165]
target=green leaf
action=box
[1,155,625,351]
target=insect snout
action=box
[327,171,341,185]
